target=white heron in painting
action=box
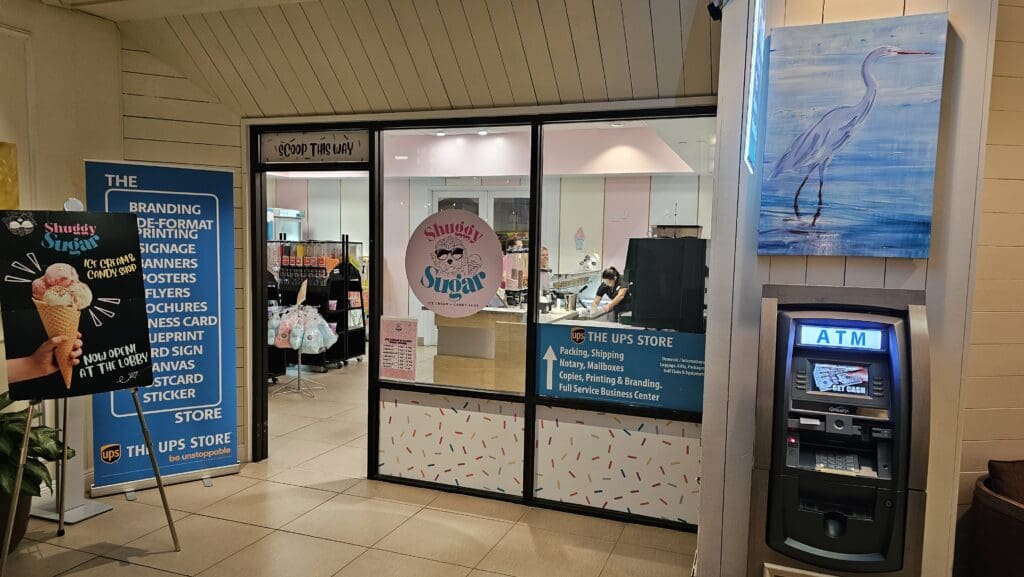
[768,45,933,226]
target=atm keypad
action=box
[815,451,860,473]
[795,370,808,391]
[871,377,885,397]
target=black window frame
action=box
[249,104,716,532]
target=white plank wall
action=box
[119,0,719,121]
[119,41,248,457]
[960,0,1024,506]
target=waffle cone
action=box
[33,299,80,388]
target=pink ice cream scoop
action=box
[33,263,91,309]
[44,263,78,287]
[31,277,47,300]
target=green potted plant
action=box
[0,394,73,552]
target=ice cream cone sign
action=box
[297,279,308,306]
[31,263,92,388]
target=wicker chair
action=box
[968,475,1024,576]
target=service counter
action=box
[434,307,581,392]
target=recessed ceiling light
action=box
[435,131,447,137]
[477,130,489,136]
[610,122,624,127]
[394,155,409,160]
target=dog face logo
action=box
[99,444,121,464]
[431,235,482,279]
[432,236,467,276]
[570,327,586,344]
[3,212,35,237]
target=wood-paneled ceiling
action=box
[113,0,718,118]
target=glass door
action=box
[434,192,487,220]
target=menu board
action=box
[380,317,416,382]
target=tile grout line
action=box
[18,540,98,577]
[468,507,521,574]
[43,486,692,557]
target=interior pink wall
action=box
[383,178,410,317]
[602,176,651,271]
[544,129,692,175]
[382,128,692,178]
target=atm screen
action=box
[799,325,884,351]
[809,363,870,396]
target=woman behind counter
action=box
[592,266,631,320]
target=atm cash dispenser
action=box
[747,286,929,577]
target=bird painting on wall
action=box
[757,12,947,259]
[768,46,932,226]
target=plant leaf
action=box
[0,469,12,496]
[22,459,50,495]
[28,429,61,460]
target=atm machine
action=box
[748,286,929,577]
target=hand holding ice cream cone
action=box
[31,263,91,388]
[7,332,83,385]
[32,333,83,378]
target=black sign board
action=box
[0,211,152,400]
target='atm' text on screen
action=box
[799,325,883,351]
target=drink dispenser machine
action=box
[747,286,929,577]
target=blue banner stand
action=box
[85,160,238,496]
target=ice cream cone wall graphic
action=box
[31,264,92,388]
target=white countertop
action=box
[480,306,528,315]
[539,309,578,324]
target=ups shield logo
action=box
[570,327,586,344]
[100,444,121,464]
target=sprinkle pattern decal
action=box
[534,406,701,523]
[379,389,525,496]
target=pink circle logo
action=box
[405,209,502,318]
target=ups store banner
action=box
[86,160,237,493]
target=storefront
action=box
[249,107,717,529]
[1,0,1012,575]
[229,1,999,574]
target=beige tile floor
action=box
[15,362,696,577]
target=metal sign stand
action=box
[28,198,113,530]
[0,199,180,576]
[0,390,181,577]
[130,387,180,552]
[31,396,112,530]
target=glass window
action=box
[381,126,531,394]
[536,118,715,412]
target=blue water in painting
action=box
[758,13,947,258]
